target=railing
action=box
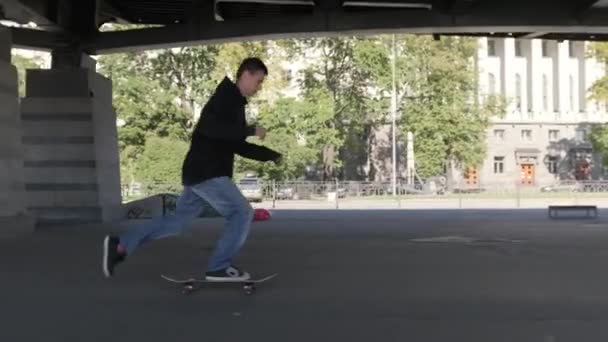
[122,180,608,212]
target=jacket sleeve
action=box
[246,125,256,137]
[232,142,282,162]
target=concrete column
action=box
[0,28,35,236]
[500,38,516,119]
[21,57,121,226]
[513,39,528,120]
[575,42,587,116]
[555,41,570,118]
[527,40,542,115]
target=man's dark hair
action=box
[236,57,268,79]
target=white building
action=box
[462,38,608,189]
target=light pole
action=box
[391,34,397,196]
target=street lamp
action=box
[391,34,397,196]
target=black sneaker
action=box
[205,265,251,282]
[103,235,126,278]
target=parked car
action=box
[540,182,582,192]
[238,177,263,202]
[276,186,296,200]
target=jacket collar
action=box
[220,76,247,105]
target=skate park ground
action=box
[2,208,608,341]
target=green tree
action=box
[589,124,608,168]
[235,97,331,180]
[280,37,369,180]
[588,42,608,101]
[403,36,504,184]
[135,137,189,193]
[98,51,201,187]
[587,42,608,164]
[356,35,504,184]
[98,52,192,149]
[147,46,219,120]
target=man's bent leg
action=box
[118,187,204,255]
[103,187,204,277]
[191,177,254,272]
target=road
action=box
[2,209,608,341]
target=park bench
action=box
[548,205,598,219]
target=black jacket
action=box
[181,77,281,186]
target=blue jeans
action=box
[118,177,254,272]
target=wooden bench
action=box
[548,205,598,219]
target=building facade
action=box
[455,38,608,189]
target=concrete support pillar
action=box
[554,41,569,119]
[21,55,122,225]
[559,41,570,116]
[500,38,515,118]
[0,28,35,236]
[575,42,588,117]
[527,40,543,115]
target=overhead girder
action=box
[4,0,608,54]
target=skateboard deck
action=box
[161,273,277,295]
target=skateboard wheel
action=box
[243,284,255,295]
[182,283,194,295]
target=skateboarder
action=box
[103,57,282,282]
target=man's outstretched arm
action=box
[232,142,282,163]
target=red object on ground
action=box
[253,208,271,221]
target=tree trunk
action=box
[322,145,335,181]
[446,158,456,192]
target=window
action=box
[488,39,496,57]
[576,128,587,142]
[515,74,522,112]
[548,129,560,142]
[569,75,575,112]
[547,156,559,174]
[494,129,505,141]
[494,157,505,174]
[515,40,523,57]
[542,41,549,57]
[465,168,479,185]
[283,69,294,83]
[569,41,576,58]
[521,129,533,142]
[542,74,549,112]
[488,73,496,94]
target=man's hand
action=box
[255,127,267,140]
[274,155,283,165]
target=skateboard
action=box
[161,273,277,295]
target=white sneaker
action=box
[205,265,251,282]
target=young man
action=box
[103,57,282,281]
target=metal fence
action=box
[122,180,608,210]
